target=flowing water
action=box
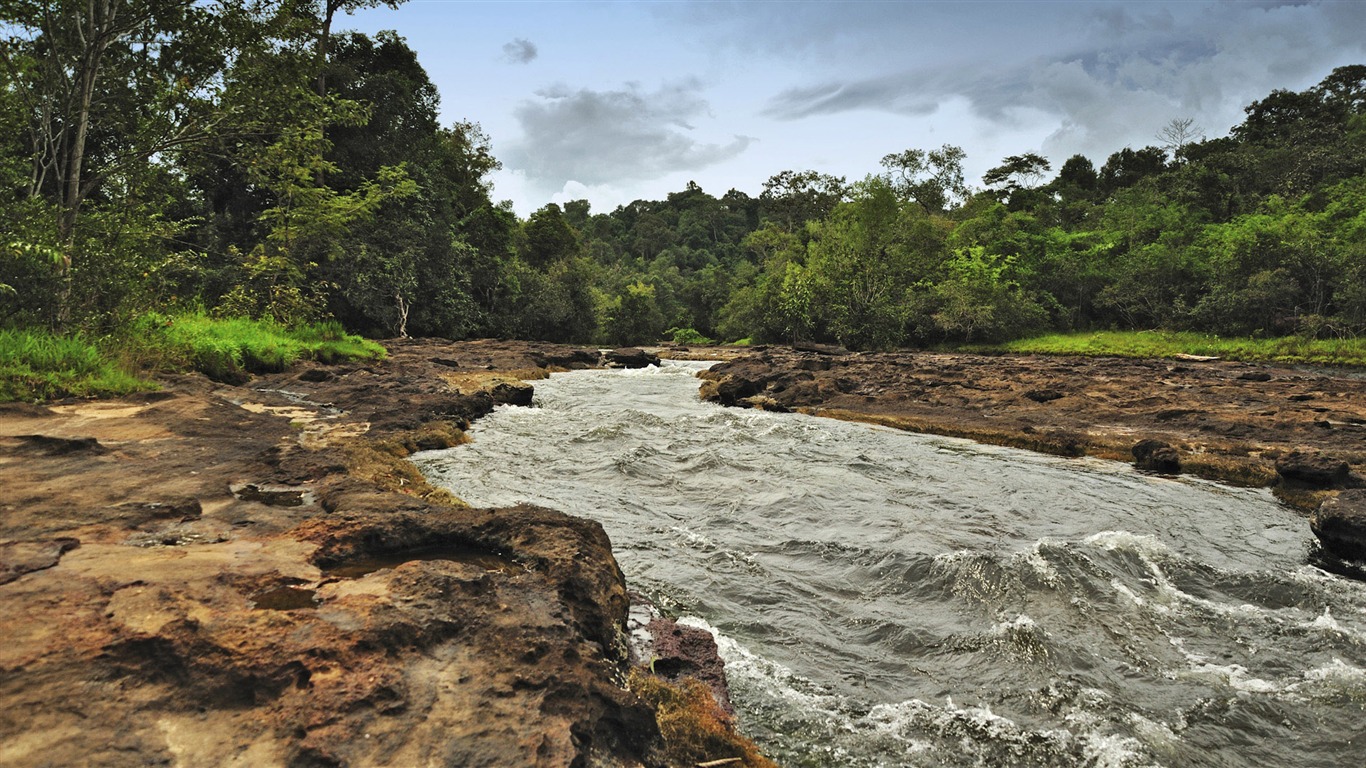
[414,361,1366,767]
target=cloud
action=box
[504,80,755,189]
[502,38,538,64]
[753,0,1366,164]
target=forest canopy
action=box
[2,2,1364,351]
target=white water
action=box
[415,362,1366,767]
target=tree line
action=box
[3,2,1363,350]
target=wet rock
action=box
[297,367,334,382]
[1311,490,1366,561]
[1238,371,1273,382]
[1132,439,1181,474]
[604,347,660,368]
[627,594,734,716]
[488,380,533,406]
[428,357,462,368]
[1276,452,1351,488]
[738,395,790,413]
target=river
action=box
[413,361,1366,767]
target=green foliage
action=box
[602,281,667,346]
[668,327,713,345]
[981,330,1366,367]
[0,328,152,402]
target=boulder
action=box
[1276,451,1351,488]
[1132,439,1181,474]
[488,380,534,406]
[1311,490,1366,561]
[604,347,660,368]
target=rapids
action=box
[414,361,1366,767]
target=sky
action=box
[343,0,1366,217]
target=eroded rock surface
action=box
[0,339,750,767]
[700,347,1366,498]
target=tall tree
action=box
[880,144,968,214]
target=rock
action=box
[229,482,315,507]
[1023,388,1064,403]
[488,380,534,406]
[738,395,790,413]
[1311,490,1366,560]
[792,341,849,356]
[0,538,79,585]
[1276,451,1350,488]
[1238,371,1273,382]
[645,617,734,715]
[604,347,660,368]
[1132,439,1181,473]
[15,434,105,455]
[297,367,334,382]
[626,594,733,716]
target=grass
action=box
[627,668,777,768]
[126,313,386,382]
[1,314,388,402]
[974,330,1366,368]
[0,328,153,402]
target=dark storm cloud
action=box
[505,80,754,186]
[502,38,538,64]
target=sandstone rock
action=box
[738,394,790,413]
[604,347,660,368]
[1276,451,1350,488]
[1132,439,1181,473]
[1311,490,1366,561]
[1023,388,1064,403]
[488,379,534,406]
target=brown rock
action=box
[1133,439,1181,474]
[605,347,660,368]
[1311,490,1366,561]
[1276,451,1351,488]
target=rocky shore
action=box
[0,339,769,768]
[695,345,1366,559]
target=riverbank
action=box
[0,338,770,768]
[697,346,1366,511]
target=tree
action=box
[880,144,968,214]
[983,153,1052,195]
[1097,147,1168,196]
[1156,117,1204,162]
[758,169,847,232]
[522,203,578,267]
[3,0,271,324]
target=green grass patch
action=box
[0,328,153,402]
[973,330,1366,368]
[125,313,386,382]
[2,314,388,402]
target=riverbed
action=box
[415,361,1366,767]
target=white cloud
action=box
[503,79,755,191]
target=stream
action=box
[413,361,1366,767]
